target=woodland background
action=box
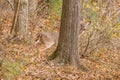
[0,0,120,80]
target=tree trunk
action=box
[11,0,28,40]
[49,0,81,68]
[29,0,37,16]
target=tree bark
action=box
[49,0,81,68]
[28,0,38,16]
[10,0,28,40]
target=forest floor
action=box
[0,11,120,80]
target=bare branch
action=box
[10,0,20,34]
[5,0,14,11]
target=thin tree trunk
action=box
[10,0,28,40]
[29,0,37,16]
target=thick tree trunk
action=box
[49,0,81,68]
[11,0,28,40]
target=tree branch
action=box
[10,0,20,34]
[5,0,14,11]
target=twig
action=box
[5,0,14,11]
[10,0,20,34]
[83,32,93,56]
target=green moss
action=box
[2,60,23,80]
[48,0,62,16]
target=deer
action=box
[36,21,90,51]
[35,31,59,51]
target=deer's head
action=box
[80,21,91,34]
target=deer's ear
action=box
[84,21,91,29]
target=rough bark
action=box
[10,0,28,40]
[49,0,82,68]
